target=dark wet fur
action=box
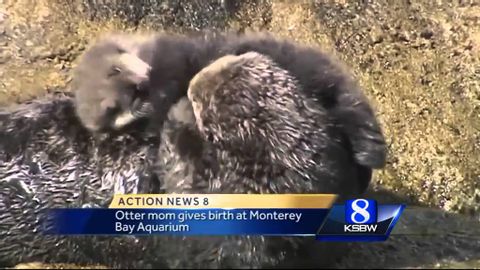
[153,52,366,268]
[155,99,352,269]
[143,33,221,128]
[0,93,168,268]
[0,93,351,269]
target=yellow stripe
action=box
[109,194,338,209]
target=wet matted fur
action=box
[0,93,165,268]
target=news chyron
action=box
[316,199,405,242]
[45,194,405,242]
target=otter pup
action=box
[71,31,223,134]
[71,33,158,133]
[73,31,386,173]
[154,52,370,268]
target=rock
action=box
[0,49,9,59]
[421,28,434,39]
[371,32,384,45]
[0,11,7,23]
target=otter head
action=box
[72,34,153,133]
[187,51,304,153]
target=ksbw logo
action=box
[316,198,405,241]
[344,199,378,233]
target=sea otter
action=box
[153,52,368,268]
[72,31,386,172]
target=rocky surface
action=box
[1,0,479,268]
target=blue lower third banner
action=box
[42,195,405,242]
[44,209,329,236]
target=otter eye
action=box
[108,66,122,77]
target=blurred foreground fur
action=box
[13,262,108,269]
[0,93,166,268]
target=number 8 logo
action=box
[350,199,371,224]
